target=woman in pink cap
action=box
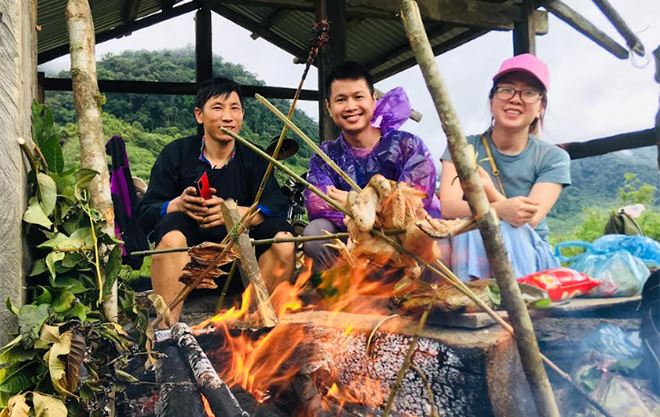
[439,54,571,281]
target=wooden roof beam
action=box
[210,4,309,61]
[38,1,202,64]
[544,0,629,59]
[122,0,143,26]
[160,0,176,11]
[208,0,548,33]
[371,28,489,82]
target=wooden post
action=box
[399,2,560,417]
[196,5,212,137]
[37,72,45,104]
[315,0,345,143]
[0,0,37,345]
[592,0,645,56]
[195,5,213,84]
[220,199,278,327]
[513,0,536,55]
[66,0,118,321]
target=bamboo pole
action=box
[399,2,560,417]
[254,94,361,192]
[66,0,118,321]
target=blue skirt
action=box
[450,221,560,282]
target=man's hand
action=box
[327,186,349,209]
[492,197,539,227]
[199,188,225,228]
[171,186,207,221]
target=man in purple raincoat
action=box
[303,62,441,273]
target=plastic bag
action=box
[517,268,601,301]
[590,234,660,267]
[556,241,650,297]
[580,324,641,360]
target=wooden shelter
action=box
[0,0,657,343]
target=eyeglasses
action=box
[493,87,543,104]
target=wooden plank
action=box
[122,0,142,26]
[196,6,213,84]
[560,128,658,160]
[43,77,320,100]
[210,4,309,61]
[544,0,629,59]
[513,0,536,55]
[38,1,202,64]
[372,28,488,82]
[210,0,549,33]
[220,200,278,327]
[316,0,344,142]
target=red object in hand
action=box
[517,268,601,301]
[196,172,212,200]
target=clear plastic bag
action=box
[556,241,650,297]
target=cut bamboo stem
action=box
[254,94,361,192]
[399,2,559,417]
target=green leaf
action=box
[23,200,52,229]
[74,169,98,200]
[70,227,94,248]
[0,343,39,366]
[29,259,48,277]
[61,303,89,322]
[103,246,123,299]
[49,276,88,295]
[33,392,68,417]
[45,252,65,279]
[39,232,86,251]
[52,291,75,313]
[609,358,643,375]
[0,362,36,394]
[5,298,19,316]
[18,304,50,350]
[33,286,53,305]
[32,101,54,147]
[36,173,57,216]
[115,369,139,383]
[40,134,64,175]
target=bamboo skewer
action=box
[254,94,362,192]
[130,230,408,257]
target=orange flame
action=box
[201,394,215,417]
[193,253,406,413]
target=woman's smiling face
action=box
[490,72,545,134]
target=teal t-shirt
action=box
[440,132,571,240]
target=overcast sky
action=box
[40,0,660,166]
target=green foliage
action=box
[0,103,153,416]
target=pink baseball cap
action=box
[493,53,550,91]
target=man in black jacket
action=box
[136,77,295,325]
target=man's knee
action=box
[156,230,187,250]
[268,231,295,260]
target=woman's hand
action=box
[199,188,226,228]
[478,166,504,202]
[327,186,349,209]
[492,197,539,227]
[171,186,207,222]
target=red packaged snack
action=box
[517,268,601,301]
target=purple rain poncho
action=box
[305,87,441,229]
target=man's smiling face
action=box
[194,92,244,143]
[325,78,377,136]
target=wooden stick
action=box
[254,94,362,192]
[591,0,645,56]
[216,261,238,314]
[400,2,560,417]
[221,199,278,327]
[151,207,260,329]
